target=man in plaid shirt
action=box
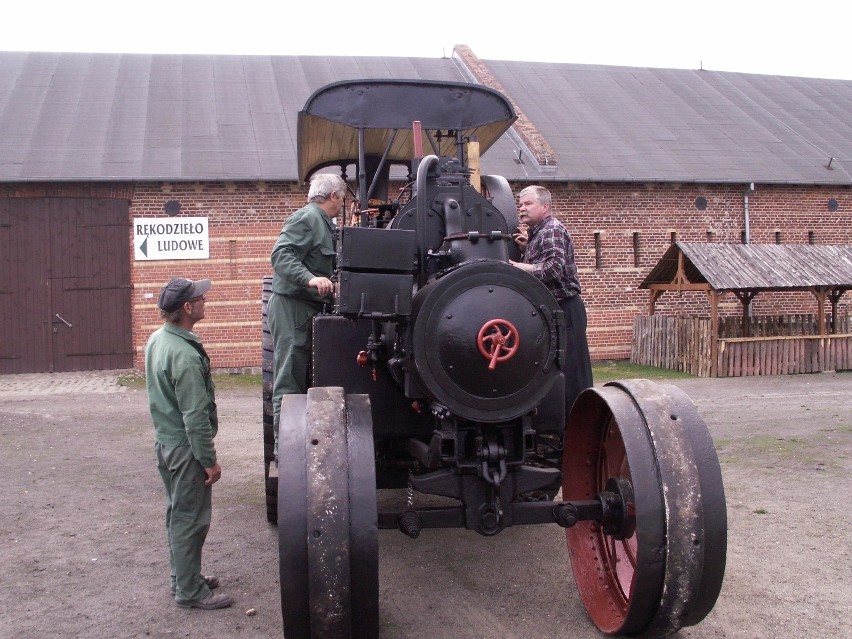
[511,185,593,413]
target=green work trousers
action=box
[268,293,318,453]
[156,443,212,603]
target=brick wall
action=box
[129,179,850,369]
[130,181,307,370]
[4,179,848,371]
[518,181,852,360]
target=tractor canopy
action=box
[297,79,517,182]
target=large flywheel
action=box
[563,379,726,637]
[278,387,379,639]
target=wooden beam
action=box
[649,289,663,315]
[675,250,686,285]
[648,283,710,291]
[734,290,758,338]
[719,333,851,343]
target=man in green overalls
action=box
[269,173,346,458]
[145,277,233,610]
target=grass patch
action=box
[753,508,768,515]
[715,433,842,470]
[118,359,683,390]
[747,435,808,455]
[117,372,146,390]
[214,373,262,390]
[592,360,693,384]
[117,372,262,391]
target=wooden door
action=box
[0,197,132,373]
[0,199,52,373]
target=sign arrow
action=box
[140,236,148,257]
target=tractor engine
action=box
[332,152,567,535]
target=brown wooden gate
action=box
[0,198,132,373]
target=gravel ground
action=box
[0,370,850,639]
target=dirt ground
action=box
[1,371,850,639]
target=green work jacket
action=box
[145,322,218,468]
[270,202,336,306]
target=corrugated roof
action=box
[0,51,523,182]
[484,61,852,185]
[640,242,852,291]
[1,51,851,184]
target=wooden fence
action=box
[716,335,852,376]
[632,315,852,377]
[631,315,714,377]
[718,312,850,338]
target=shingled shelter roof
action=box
[640,242,852,293]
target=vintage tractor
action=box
[261,79,726,638]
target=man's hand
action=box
[512,232,528,251]
[308,276,334,296]
[510,260,534,273]
[204,463,222,486]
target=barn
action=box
[1,45,850,373]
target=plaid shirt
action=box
[523,215,581,301]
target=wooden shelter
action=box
[634,243,852,376]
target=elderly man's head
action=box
[308,174,347,218]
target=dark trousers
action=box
[268,293,318,455]
[559,294,593,414]
[156,443,212,603]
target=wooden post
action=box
[467,136,481,193]
[735,290,757,337]
[829,288,842,334]
[709,289,720,377]
[812,287,827,336]
[676,251,686,288]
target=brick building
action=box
[1,47,849,373]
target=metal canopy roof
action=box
[296,79,516,181]
[640,242,852,292]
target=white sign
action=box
[134,217,209,261]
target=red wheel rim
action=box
[563,381,727,636]
[598,419,638,604]
[563,387,666,635]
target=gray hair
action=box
[160,307,185,322]
[518,185,552,208]
[308,173,347,202]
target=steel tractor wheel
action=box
[278,387,379,639]
[261,276,277,524]
[563,379,727,637]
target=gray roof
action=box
[640,242,852,292]
[0,51,523,181]
[1,51,851,184]
[485,61,852,185]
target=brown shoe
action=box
[175,591,234,610]
[172,575,219,595]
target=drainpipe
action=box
[743,182,755,320]
[743,182,754,244]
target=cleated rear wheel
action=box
[261,276,277,523]
[278,387,379,639]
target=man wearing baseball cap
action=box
[145,277,233,610]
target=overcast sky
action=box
[6,0,851,81]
